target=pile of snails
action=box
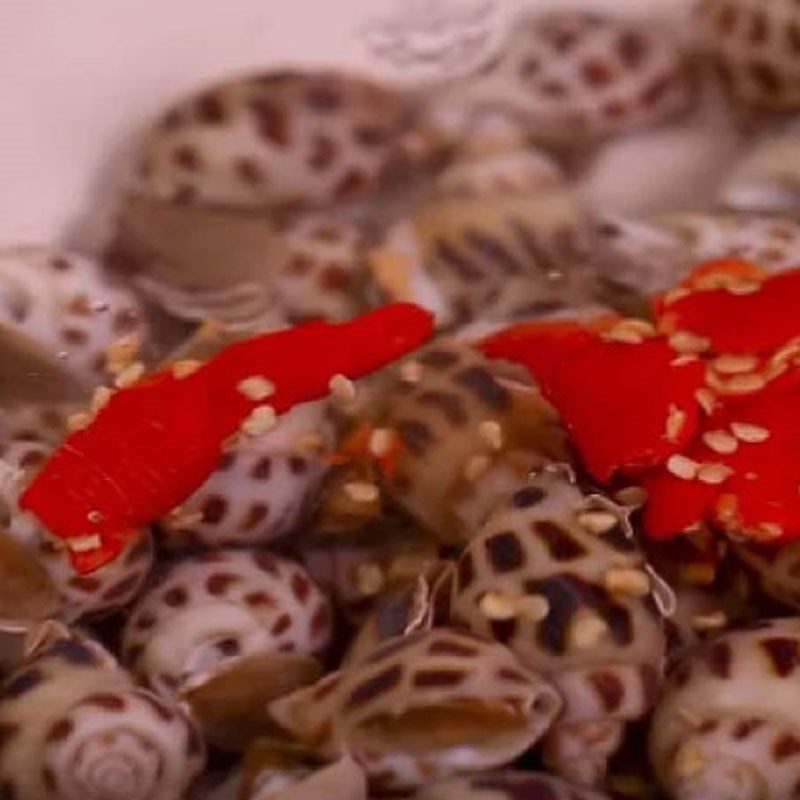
[8,2,800,799]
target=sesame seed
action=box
[369,428,394,458]
[604,567,651,597]
[694,388,717,414]
[720,373,766,395]
[667,454,698,480]
[241,405,277,436]
[730,421,770,443]
[344,481,380,504]
[671,355,699,367]
[516,594,550,622]
[479,591,517,621]
[569,611,609,650]
[669,331,711,354]
[702,430,738,454]
[237,375,276,401]
[691,611,727,631]
[576,509,620,534]
[713,354,758,375]
[665,404,687,443]
[67,412,92,432]
[697,463,734,485]
[67,534,102,553]
[463,454,491,482]
[172,359,202,379]
[399,360,423,384]
[114,361,146,388]
[90,386,113,413]
[356,563,386,596]
[478,420,504,451]
[329,373,357,402]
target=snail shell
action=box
[732,542,800,613]
[650,618,800,800]
[268,628,562,793]
[0,627,204,800]
[122,549,332,695]
[428,12,691,151]
[0,247,149,389]
[133,71,417,210]
[163,400,334,548]
[446,466,667,786]
[414,771,611,800]
[378,341,568,544]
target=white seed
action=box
[356,563,386,596]
[669,331,711,354]
[369,428,395,458]
[671,355,699,367]
[576,510,620,534]
[67,534,102,553]
[702,430,738,455]
[329,373,357,402]
[480,591,517,621]
[569,611,609,650]
[712,354,758,375]
[604,568,651,597]
[697,463,734,485]
[667,454,699,480]
[727,282,760,295]
[478,420,504,451]
[604,324,643,344]
[694,388,717,414]
[516,594,550,622]
[691,611,727,631]
[399,360,423,384]
[665,404,687,443]
[730,422,770,443]
[344,481,380,504]
[90,386,113,413]
[114,361,146,388]
[172,359,202,379]
[241,405,277,436]
[673,743,708,780]
[463,454,491,482]
[67,412,92,432]
[237,375,276,401]
[720,373,766,395]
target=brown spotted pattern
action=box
[122,549,332,695]
[0,630,203,800]
[446,466,666,786]
[134,71,417,209]
[269,629,561,792]
[651,618,800,800]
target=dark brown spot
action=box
[457,552,475,591]
[454,366,510,411]
[485,531,526,573]
[61,327,88,346]
[345,664,403,710]
[774,733,800,761]
[47,639,97,665]
[354,125,388,147]
[3,669,43,698]
[173,184,197,204]
[534,520,587,561]
[306,84,342,111]
[84,693,126,711]
[418,390,468,425]
[136,613,156,630]
[174,144,200,171]
[512,487,546,508]
[590,670,624,713]
[46,718,74,743]
[464,228,524,274]
[335,169,369,198]
[160,109,182,130]
[427,638,479,658]
[102,573,141,602]
[435,239,484,281]
[418,349,459,368]
[206,572,238,596]
[603,100,627,119]
[291,572,311,603]
[124,536,151,564]
[520,58,540,78]
[474,774,560,800]
[734,717,764,740]
[395,419,434,456]
[787,23,800,53]
[187,722,203,757]
[113,308,139,333]
[698,719,719,734]
[0,781,17,800]
[582,59,615,87]
[250,99,289,146]
[163,585,189,607]
[539,80,567,97]
[42,768,56,793]
[313,676,341,700]
[196,92,225,124]
[641,74,675,107]
[68,575,101,593]
[618,31,647,68]
[640,663,660,706]
[309,135,337,171]
[413,669,466,688]
[749,11,768,44]
[216,637,240,656]
[319,264,351,292]
[289,456,308,475]
[0,724,18,752]
[51,257,72,271]
[201,495,228,524]
[252,457,272,480]
[716,2,738,34]
[66,293,92,316]
[705,640,733,679]
[242,503,269,531]
[750,61,781,95]
[253,551,280,575]
[235,157,264,184]
[759,636,800,677]
[271,614,291,636]
[490,617,518,645]
[245,590,275,607]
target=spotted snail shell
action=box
[0,436,154,620]
[0,627,204,800]
[428,11,691,151]
[368,135,596,329]
[414,771,612,800]
[0,247,149,390]
[162,401,334,549]
[122,549,332,695]
[132,70,419,210]
[268,628,562,793]
[444,466,668,786]
[698,0,800,114]
[650,618,800,800]
[377,341,568,545]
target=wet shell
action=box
[163,401,334,548]
[122,549,332,695]
[0,628,204,800]
[0,247,149,388]
[268,628,562,793]
[733,542,800,613]
[429,12,690,150]
[699,0,800,113]
[379,341,568,544]
[133,71,416,209]
[650,617,800,800]
[415,771,611,799]
[446,466,667,785]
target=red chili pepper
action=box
[20,304,434,573]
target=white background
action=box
[0,0,694,246]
